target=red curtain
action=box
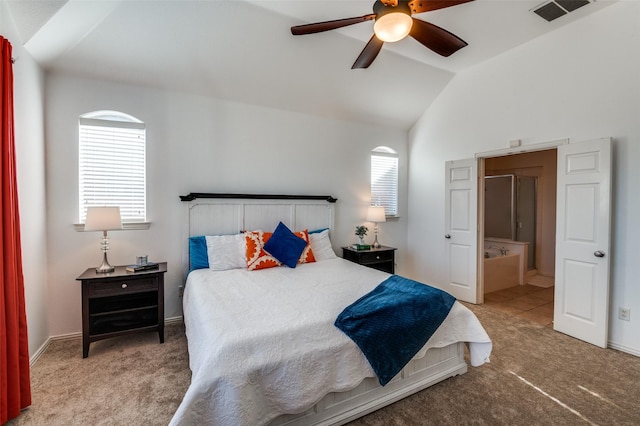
[0,36,32,424]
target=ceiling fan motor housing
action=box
[373,0,412,18]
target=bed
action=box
[171,194,492,426]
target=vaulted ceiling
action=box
[7,0,616,129]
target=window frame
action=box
[370,146,399,218]
[77,110,149,230]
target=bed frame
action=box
[180,193,468,425]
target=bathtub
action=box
[484,252,521,293]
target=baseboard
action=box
[29,339,51,366]
[608,341,640,357]
[165,315,184,325]
[30,316,184,366]
[30,331,81,366]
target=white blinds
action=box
[79,117,146,222]
[371,151,398,216]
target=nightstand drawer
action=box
[342,246,396,274]
[359,251,394,264]
[88,277,156,297]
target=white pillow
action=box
[205,234,247,271]
[309,229,337,261]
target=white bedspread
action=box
[170,258,491,426]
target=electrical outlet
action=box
[178,285,184,298]
[618,307,631,321]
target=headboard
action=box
[180,193,337,276]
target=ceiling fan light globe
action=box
[374,13,412,42]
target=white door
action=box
[444,159,478,303]
[554,138,612,348]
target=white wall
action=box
[45,73,409,336]
[1,1,50,357]
[407,1,640,354]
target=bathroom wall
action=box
[485,150,557,278]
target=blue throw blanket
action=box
[334,275,456,386]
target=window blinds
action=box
[371,151,398,216]
[79,117,146,222]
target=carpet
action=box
[7,323,191,426]
[8,306,640,425]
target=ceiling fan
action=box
[290,0,473,69]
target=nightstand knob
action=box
[121,283,128,289]
[376,256,380,260]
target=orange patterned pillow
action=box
[298,230,316,264]
[245,229,315,271]
[245,231,281,271]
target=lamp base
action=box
[372,222,382,249]
[95,252,115,274]
[372,234,382,249]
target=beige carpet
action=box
[8,305,640,425]
[7,323,190,426]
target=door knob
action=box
[594,250,605,258]
[445,234,451,239]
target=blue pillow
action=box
[308,227,329,234]
[189,236,209,271]
[263,222,307,268]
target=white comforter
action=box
[170,258,491,426]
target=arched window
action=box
[371,146,398,216]
[79,110,146,223]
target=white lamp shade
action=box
[366,206,386,223]
[84,206,122,231]
[374,12,413,42]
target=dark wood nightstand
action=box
[76,263,167,358]
[342,246,396,274]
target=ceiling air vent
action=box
[532,0,591,22]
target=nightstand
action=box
[76,263,167,358]
[342,246,396,274]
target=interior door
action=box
[444,158,478,303]
[554,138,612,348]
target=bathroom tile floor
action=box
[484,284,554,327]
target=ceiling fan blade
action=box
[352,35,384,69]
[291,14,376,35]
[408,0,474,14]
[409,18,467,57]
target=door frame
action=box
[456,137,612,348]
[475,139,568,303]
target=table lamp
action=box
[84,206,122,273]
[366,206,386,249]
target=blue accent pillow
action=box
[189,236,209,271]
[263,222,307,268]
[308,227,329,234]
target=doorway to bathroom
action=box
[444,137,612,347]
[481,150,557,326]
